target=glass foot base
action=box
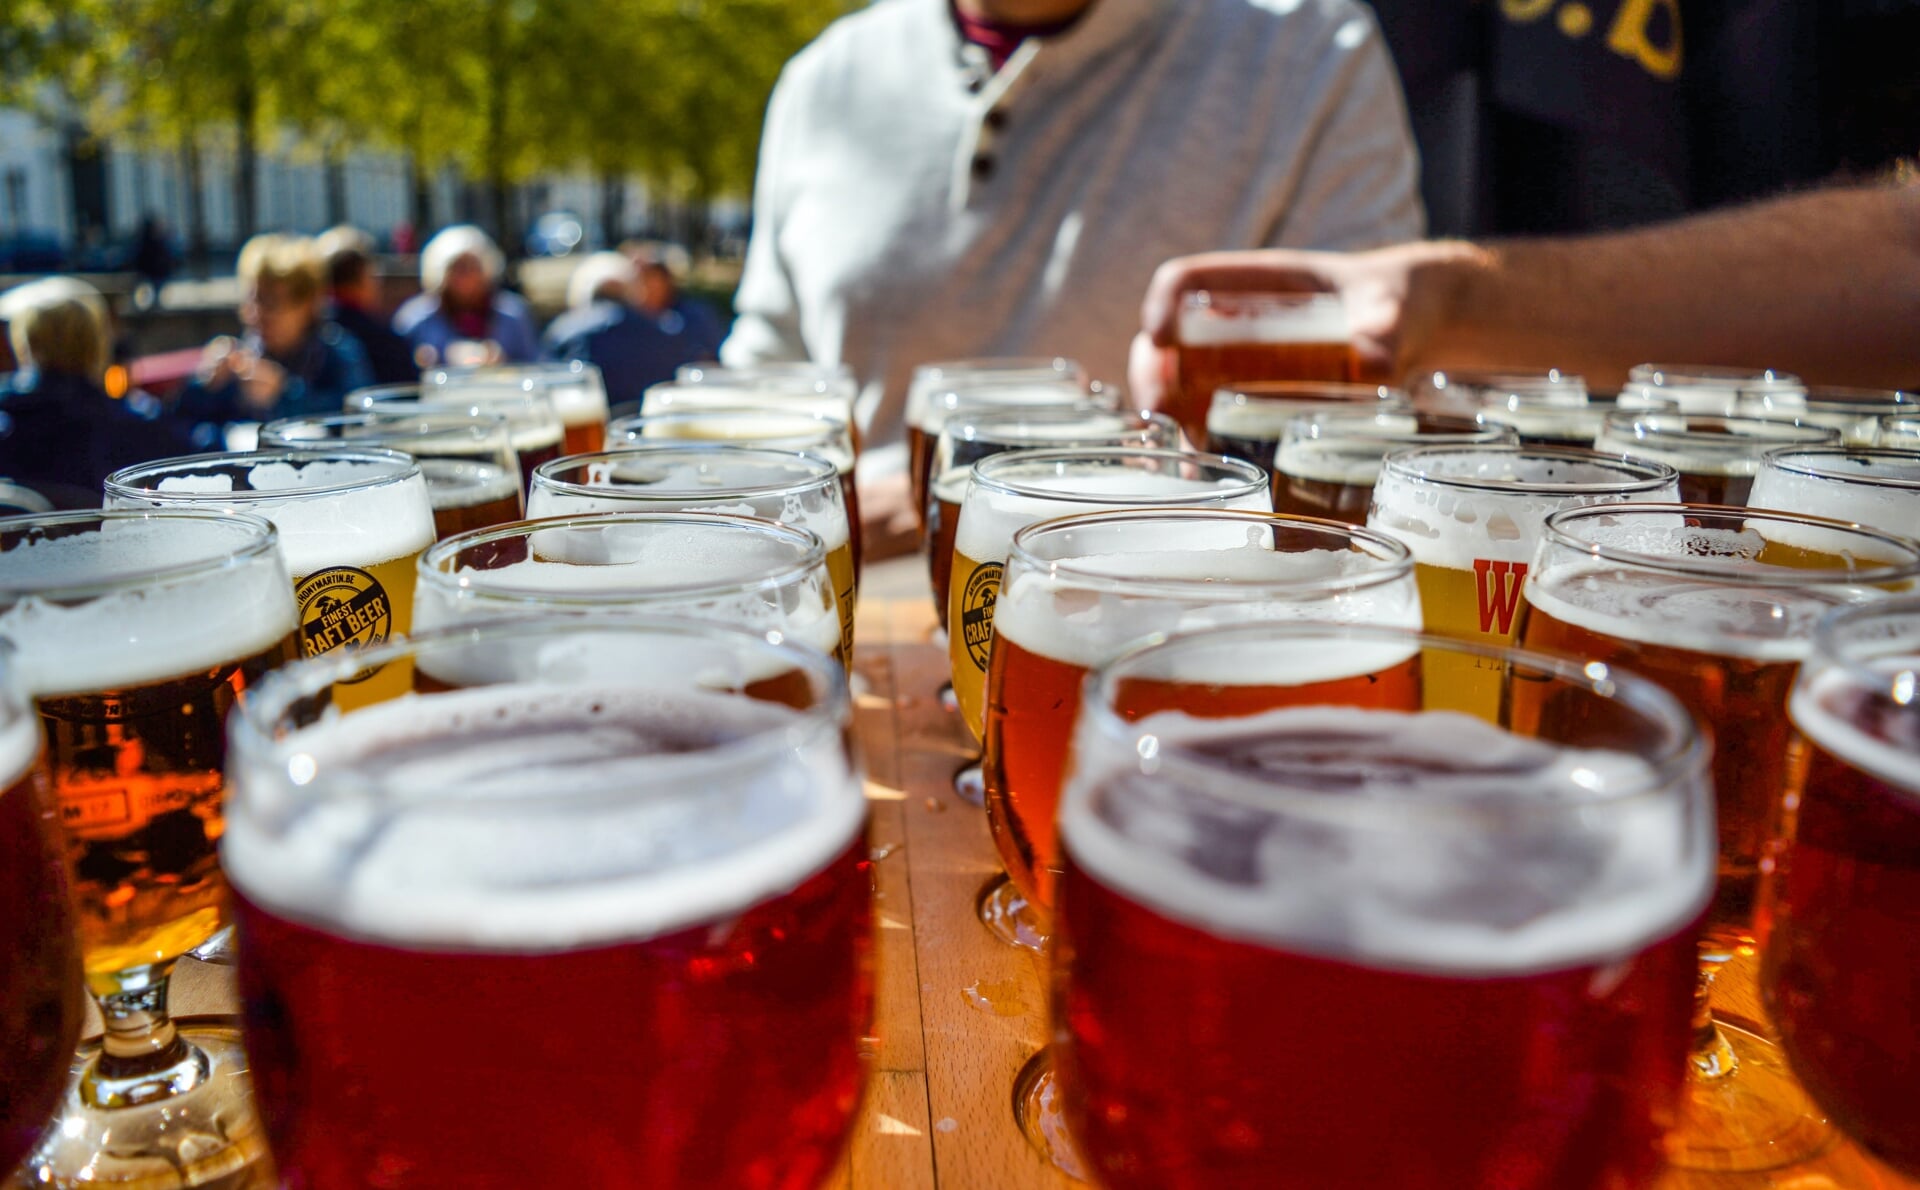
[1669,1016,1832,1173]
[11,1017,274,1189]
[1012,1048,1085,1181]
[938,681,959,715]
[976,874,1048,952]
[951,762,985,807]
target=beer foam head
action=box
[529,450,849,551]
[1177,293,1348,345]
[614,409,853,472]
[646,380,855,425]
[106,453,437,576]
[1748,450,1920,537]
[1370,450,1677,567]
[0,513,296,695]
[1061,705,1711,974]
[1596,415,1836,478]
[1622,365,1805,416]
[224,683,865,950]
[1277,413,1514,485]
[955,463,1269,567]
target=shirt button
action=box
[971,154,995,180]
[984,108,1009,132]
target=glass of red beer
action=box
[1167,292,1357,443]
[1053,623,1712,1190]
[224,615,873,1189]
[1765,597,1920,1177]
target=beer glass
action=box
[105,448,437,711]
[1878,413,1920,446]
[529,446,858,662]
[1516,503,1920,1170]
[909,373,1099,528]
[1766,598,1920,1177]
[425,360,609,455]
[1620,364,1806,416]
[1274,410,1517,524]
[1735,384,1915,445]
[1367,445,1678,717]
[927,407,1178,633]
[1168,291,1357,442]
[0,643,81,1180]
[1412,368,1584,417]
[1594,412,1840,506]
[1054,623,1711,1189]
[1749,446,1920,535]
[678,359,856,386]
[947,448,1270,744]
[1203,381,1409,480]
[1471,377,1673,446]
[225,615,872,1188]
[259,408,525,540]
[415,511,845,670]
[0,509,298,1186]
[354,379,567,492]
[906,358,1088,516]
[607,406,861,582]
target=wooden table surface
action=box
[157,557,1911,1190]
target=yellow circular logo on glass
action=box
[960,561,1002,672]
[296,566,393,681]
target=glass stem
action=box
[82,958,209,1109]
[1689,963,1738,1080]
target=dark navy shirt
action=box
[0,369,196,507]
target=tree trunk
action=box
[180,133,208,277]
[406,141,432,236]
[599,171,625,247]
[234,80,259,243]
[325,141,349,228]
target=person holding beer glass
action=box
[1748,445,1920,535]
[223,615,872,1187]
[1052,621,1712,1188]
[105,447,437,711]
[0,509,299,1186]
[1765,597,1920,1178]
[1593,412,1838,506]
[1515,503,1920,1170]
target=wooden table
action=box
[161,558,1912,1189]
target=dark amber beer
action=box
[1273,411,1516,524]
[983,511,1420,916]
[1594,412,1839,505]
[417,458,526,539]
[1169,292,1357,443]
[425,361,610,456]
[371,375,569,492]
[1764,601,1920,1176]
[905,359,1087,527]
[907,374,1097,531]
[1748,446,1920,537]
[0,662,80,1177]
[1053,624,1711,1190]
[226,617,871,1189]
[1203,381,1408,476]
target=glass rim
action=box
[1288,409,1513,447]
[104,447,424,504]
[1083,621,1708,819]
[425,360,604,388]
[1210,380,1408,407]
[939,404,1174,447]
[259,408,512,449]
[1541,502,1920,586]
[910,356,1081,381]
[969,447,1268,505]
[1180,289,1344,312]
[1432,368,1587,392]
[228,613,850,802]
[1007,508,1415,600]
[606,405,850,442]
[417,510,830,606]
[532,445,841,503]
[1807,595,1920,703]
[0,507,281,600]
[679,360,856,383]
[646,375,855,404]
[1379,444,1679,495]
[1761,445,1920,491]
[1598,410,1841,450]
[1775,384,1917,411]
[343,381,423,406]
[1626,363,1805,389]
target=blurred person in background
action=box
[131,214,174,310]
[542,250,676,405]
[174,233,373,440]
[0,277,192,506]
[722,0,1423,545]
[393,224,539,367]
[1133,178,1920,395]
[628,241,724,365]
[317,225,416,385]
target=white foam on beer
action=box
[0,519,295,696]
[954,470,1269,566]
[994,538,1421,673]
[1747,454,1920,537]
[1791,666,1920,798]
[1177,301,1348,346]
[636,413,853,471]
[528,457,850,552]
[546,382,609,428]
[1061,705,1710,974]
[0,713,42,787]
[1370,457,1676,567]
[223,684,866,950]
[651,381,856,426]
[418,459,522,511]
[907,378,1087,432]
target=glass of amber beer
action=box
[1765,598,1920,1177]
[1468,375,1672,447]
[529,445,859,663]
[223,615,871,1188]
[415,511,845,666]
[1053,622,1712,1190]
[1516,503,1920,1170]
[1367,445,1677,717]
[909,372,1099,532]
[0,642,82,1180]
[425,360,610,456]
[1167,291,1357,443]
[105,448,437,711]
[0,509,299,1186]
[906,358,1088,519]
[1203,380,1408,479]
[259,408,525,540]
[1594,412,1839,505]
[355,379,567,494]
[1748,445,1920,535]
[1274,410,1516,523]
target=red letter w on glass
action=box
[1474,560,1528,635]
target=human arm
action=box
[1138,180,1920,392]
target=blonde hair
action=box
[238,233,324,305]
[2,277,110,382]
[420,225,505,293]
